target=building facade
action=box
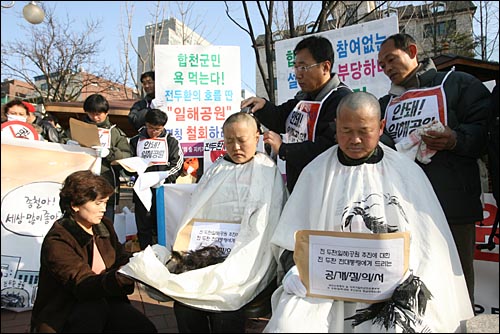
[136,16,210,94]
[1,79,36,104]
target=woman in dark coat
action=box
[30,170,157,333]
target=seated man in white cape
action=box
[264,92,473,333]
[119,112,288,333]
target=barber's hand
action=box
[92,146,110,158]
[263,130,283,155]
[282,265,307,297]
[240,97,266,113]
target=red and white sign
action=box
[1,120,39,140]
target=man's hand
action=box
[263,130,283,156]
[92,146,110,158]
[282,265,307,297]
[422,125,457,151]
[240,97,266,113]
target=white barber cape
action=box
[119,152,288,311]
[264,143,473,333]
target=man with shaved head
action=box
[264,91,473,333]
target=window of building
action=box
[430,2,446,14]
[423,20,456,38]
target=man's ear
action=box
[408,44,418,60]
[379,119,386,135]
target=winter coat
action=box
[31,217,134,332]
[254,73,351,192]
[379,58,491,224]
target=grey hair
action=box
[336,91,381,118]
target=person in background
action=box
[129,108,183,250]
[129,71,155,132]
[24,102,67,143]
[377,33,491,308]
[241,35,352,193]
[1,99,44,140]
[81,93,132,223]
[264,91,473,333]
[30,170,157,333]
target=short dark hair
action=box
[294,35,334,65]
[83,94,109,113]
[140,71,155,83]
[3,99,29,115]
[381,33,417,54]
[145,108,168,126]
[59,170,114,216]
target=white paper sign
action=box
[188,221,241,256]
[300,232,408,302]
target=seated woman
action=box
[119,112,288,333]
[30,170,157,333]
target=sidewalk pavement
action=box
[1,282,269,333]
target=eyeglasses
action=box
[293,63,321,73]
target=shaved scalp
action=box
[223,112,259,134]
[336,91,381,118]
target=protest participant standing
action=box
[377,33,491,307]
[264,91,473,333]
[241,35,352,192]
[129,71,155,132]
[129,108,183,250]
[81,93,132,223]
[30,170,157,333]
[120,112,287,333]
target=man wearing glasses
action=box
[241,35,352,193]
[129,108,184,250]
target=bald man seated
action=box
[264,92,473,333]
